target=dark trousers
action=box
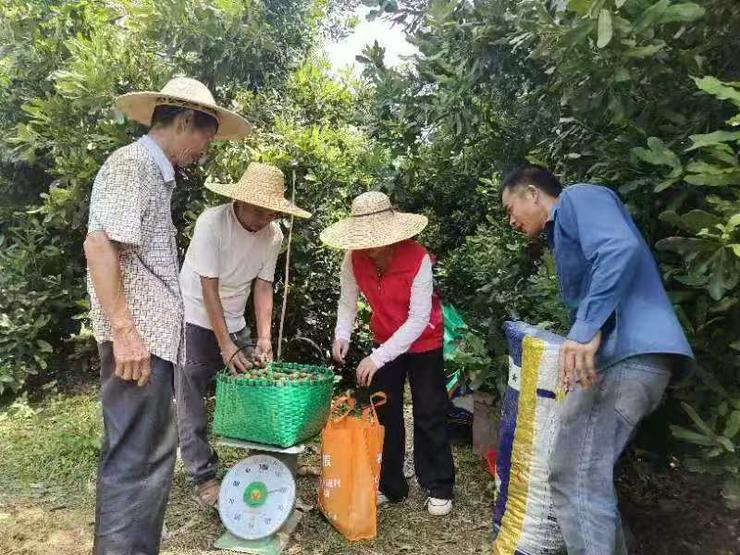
[94,342,177,555]
[369,348,455,501]
[175,322,251,485]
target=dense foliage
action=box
[0,0,370,391]
[361,0,739,506]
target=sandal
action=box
[195,478,220,509]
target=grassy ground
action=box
[1,387,738,555]
[0,387,493,555]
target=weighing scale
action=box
[214,437,308,554]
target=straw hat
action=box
[115,77,252,140]
[320,192,428,250]
[206,163,311,218]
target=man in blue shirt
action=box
[501,165,693,555]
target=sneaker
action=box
[377,491,390,506]
[425,497,452,516]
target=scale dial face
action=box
[218,454,296,540]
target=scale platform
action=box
[213,437,308,555]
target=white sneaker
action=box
[426,497,452,516]
[377,491,390,506]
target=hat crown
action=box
[351,191,392,217]
[238,162,286,195]
[159,77,217,108]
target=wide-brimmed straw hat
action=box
[206,163,311,219]
[320,191,428,250]
[115,77,252,140]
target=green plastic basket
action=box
[212,362,334,448]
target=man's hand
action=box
[111,323,151,386]
[356,356,379,387]
[255,337,273,366]
[221,340,252,376]
[332,339,349,364]
[559,330,602,391]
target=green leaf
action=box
[657,3,706,25]
[614,67,631,82]
[682,401,716,436]
[708,248,739,300]
[632,137,682,170]
[656,237,715,255]
[730,244,740,258]
[723,411,740,439]
[597,9,613,48]
[36,340,53,353]
[624,41,666,58]
[653,178,678,192]
[693,76,740,108]
[567,0,591,15]
[659,209,720,234]
[686,130,740,151]
[685,161,737,176]
[684,171,740,187]
[670,425,716,446]
[615,0,627,7]
[633,0,670,34]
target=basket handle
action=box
[362,391,387,424]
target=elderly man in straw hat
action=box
[321,191,455,517]
[84,77,250,554]
[177,162,311,507]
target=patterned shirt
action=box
[86,135,184,364]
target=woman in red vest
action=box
[320,191,455,516]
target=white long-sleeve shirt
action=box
[334,251,434,368]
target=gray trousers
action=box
[94,342,177,555]
[175,322,252,485]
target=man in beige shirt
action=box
[176,163,311,507]
[84,78,250,555]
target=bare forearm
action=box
[83,232,134,330]
[201,277,232,349]
[254,279,274,340]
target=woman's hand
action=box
[332,339,349,364]
[356,356,378,387]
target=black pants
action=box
[94,342,177,555]
[369,348,455,501]
[175,322,251,485]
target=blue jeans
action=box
[549,354,673,555]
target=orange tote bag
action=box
[318,392,386,541]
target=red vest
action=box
[351,240,443,353]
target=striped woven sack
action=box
[492,321,566,555]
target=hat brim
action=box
[115,92,252,140]
[206,181,312,219]
[320,212,428,250]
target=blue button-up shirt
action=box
[547,184,693,369]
